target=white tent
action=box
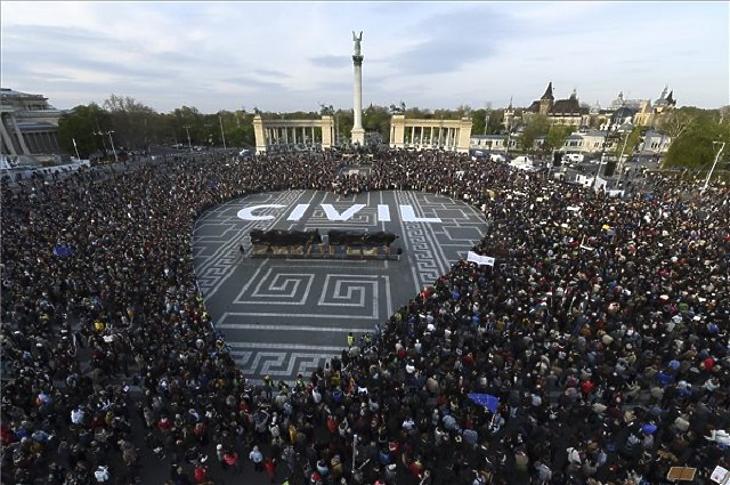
[509,156,535,171]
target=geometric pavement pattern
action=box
[193,190,487,382]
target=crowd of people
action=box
[1,148,728,484]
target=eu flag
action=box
[468,393,500,413]
[53,244,74,258]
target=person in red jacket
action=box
[326,415,337,434]
[222,450,240,473]
[407,456,425,478]
[193,464,207,484]
[580,379,595,397]
[264,456,277,483]
[1,423,15,446]
[157,416,172,432]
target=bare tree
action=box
[658,110,695,138]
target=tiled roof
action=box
[0,88,45,98]
[471,135,507,140]
[551,97,587,115]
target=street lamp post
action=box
[614,129,631,190]
[93,131,117,162]
[505,117,512,157]
[72,138,81,160]
[703,141,726,191]
[218,114,227,151]
[593,125,618,191]
[352,434,358,474]
[183,125,193,152]
[106,130,118,163]
[484,102,492,136]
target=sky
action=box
[1,1,728,113]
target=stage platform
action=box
[247,244,400,261]
[193,190,487,382]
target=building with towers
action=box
[633,85,677,127]
[522,82,590,127]
[608,91,646,111]
[502,83,678,134]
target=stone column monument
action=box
[351,31,365,146]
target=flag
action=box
[467,251,495,267]
[468,393,500,413]
[53,244,74,258]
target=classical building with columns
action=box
[252,115,335,154]
[389,114,472,153]
[1,88,62,156]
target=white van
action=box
[563,153,584,163]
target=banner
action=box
[468,393,500,412]
[467,251,495,267]
[53,244,74,258]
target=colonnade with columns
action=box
[253,115,335,154]
[264,126,320,146]
[389,114,472,153]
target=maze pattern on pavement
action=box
[193,190,486,382]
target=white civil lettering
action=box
[237,204,285,221]
[400,204,442,223]
[287,204,310,221]
[377,204,391,222]
[320,204,366,221]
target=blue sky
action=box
[1,1,728,112]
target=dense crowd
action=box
[1,149,728,484]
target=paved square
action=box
[193,190,487,381]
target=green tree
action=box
[657,108,698,139]
[335,109,354,144]
[172,106,204,147]
[363,104,391,143]
[216,110,253,148]
[487,109,504,134]
[613,126,645,159]
[520,114,550,153]
[455,105,472,118]
[664,115,730,168]
[471,109,505,135]
[103,95,158,150]
[471,109,486,135]
[405,107,433,119]
[545,124,573,153]
[57,103,110,157]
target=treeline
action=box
[57,96,508,158]
[58,95,258,158]
[662,106,730,168]
[514,107,730,167]
[61,95,728,169]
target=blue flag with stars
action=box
[468,393,500,413]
